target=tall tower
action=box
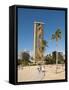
[34,21,44,64]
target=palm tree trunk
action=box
[56,41,58,73]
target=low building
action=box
[52,51,65,64]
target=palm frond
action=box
[55,28,62,40]
[42,40,48,47]
[51,34,56,40]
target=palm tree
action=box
[42,39,48,52]
[41,40,48,64]
[51,28,61,73]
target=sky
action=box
[17,7,65,55]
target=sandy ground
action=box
[17,64,65,82]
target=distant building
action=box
[52,51,64,60]
[18,52,22,60]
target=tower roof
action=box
[34,21,44,24]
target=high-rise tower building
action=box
[34,21,44,64]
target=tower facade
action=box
[34,21,44,64]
